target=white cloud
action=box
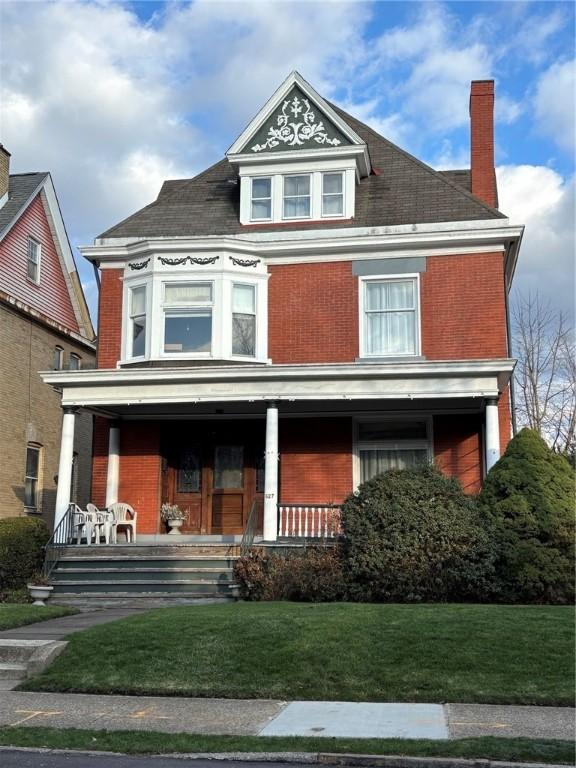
[534,59,576,154]
[497,165,575,319]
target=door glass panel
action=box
[177,447,201,492]
[214,446,243,489]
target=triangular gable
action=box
[243,84,351,154]
[227,72,370,174]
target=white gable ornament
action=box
[251,95,342,152]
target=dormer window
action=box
[251,178,272,221]
[283,175,311,219]
[322,173,344,217]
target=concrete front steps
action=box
[49,544,240,607]
[0,640,67,689]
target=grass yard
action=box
[22,602,574,705]
[0,729,572,764]
[0,604,76,631]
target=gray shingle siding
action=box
[0,173,48,237]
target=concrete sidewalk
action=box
[0,691,573,741]
[0,608,148,641]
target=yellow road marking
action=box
[452,721,511,729]
[125,708,173,721]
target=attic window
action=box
[283,175,311,219]
[251,178,272,220]
[27,237,41,283]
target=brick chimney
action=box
[0,145,10,202]
[469,80,497,208]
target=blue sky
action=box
[1,0,574,319]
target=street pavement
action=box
[0,753,314,767]
[0,691,573,741]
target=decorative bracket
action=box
[158,256,219,266]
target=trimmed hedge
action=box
[0,517,50,594]
[234,546,347,602]
[479,428,575,604]
[340,465,496,602]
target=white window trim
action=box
[53,346,64,371]
[250,176,273,222]
[161,281,214,359]
[240,159,355,224]
[358,273,422,359]
[24,443,42,512]
[127,283,149,361]
[231,282,258,359]
[122,267,268,365]
[282,173,313,220]
[68,353,82,371]
[27,237,41,284]
[352,415,433,490]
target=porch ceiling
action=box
[42,359,514,415]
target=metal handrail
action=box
[240,499,263,557]
[42,503,78,579]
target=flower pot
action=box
[167,518,184,534]
[27,585,54,606]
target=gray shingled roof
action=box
[0,173,48,237]
[99,108,504,239]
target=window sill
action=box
[355,356,426,364]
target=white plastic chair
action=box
[108,502,137,544]
[71,508,93,545]
[87,503,113,545]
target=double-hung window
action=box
[25,444,41,511]
[251,178,272,220]
[129,285,147,358]
[283,175,310,218]
[322,172,344,216]
[232,284,256,357]
[27,237,41,283]
[163,282,213,355]
[363,277,419,357]
[356,419,430,484]
[53,346,63,370]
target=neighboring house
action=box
[43,73,522,544]
[0,146,96,526]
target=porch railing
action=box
[42,503,77,579]
[278,504,341,539]
[240,498,263,556]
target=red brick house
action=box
[0,147,96,525]
[44,73,522,547]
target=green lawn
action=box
[0,604,76,631]
[23,603,574,705]
[0,729,572,764]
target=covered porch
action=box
[43,359,514,545]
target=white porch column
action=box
[54,406,77,529]
[485,397,500,473]
[263,402,279,541]
[105,421,121,507]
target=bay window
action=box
[129,285,147,358]
[283,175,311,218]
[356,419,431,485]
[362,276,419,357]
[163,282,212,355]
[232,284,256,357]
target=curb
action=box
[0,747,571,768]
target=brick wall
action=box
[97,269,123,368]
[470,80,497,208]
[0,302,94,524]
[118,422,162,534]
[279,418,353,504]
[268,261,358,363]
[433,413,483,493]
[421,252,508,360]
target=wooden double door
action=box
[161,422,264,535]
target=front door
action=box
[161,423,263,534]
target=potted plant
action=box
[27,572,53,606]
[160,503,187,534]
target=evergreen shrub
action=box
[479,428,575,604]
[0,517,50,596]
[340,465,496,602]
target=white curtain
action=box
[130,285,146,316]
[233,284,255,313]
[366,280,415,355]
[360,448,427,483]
[165,282,212,305]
